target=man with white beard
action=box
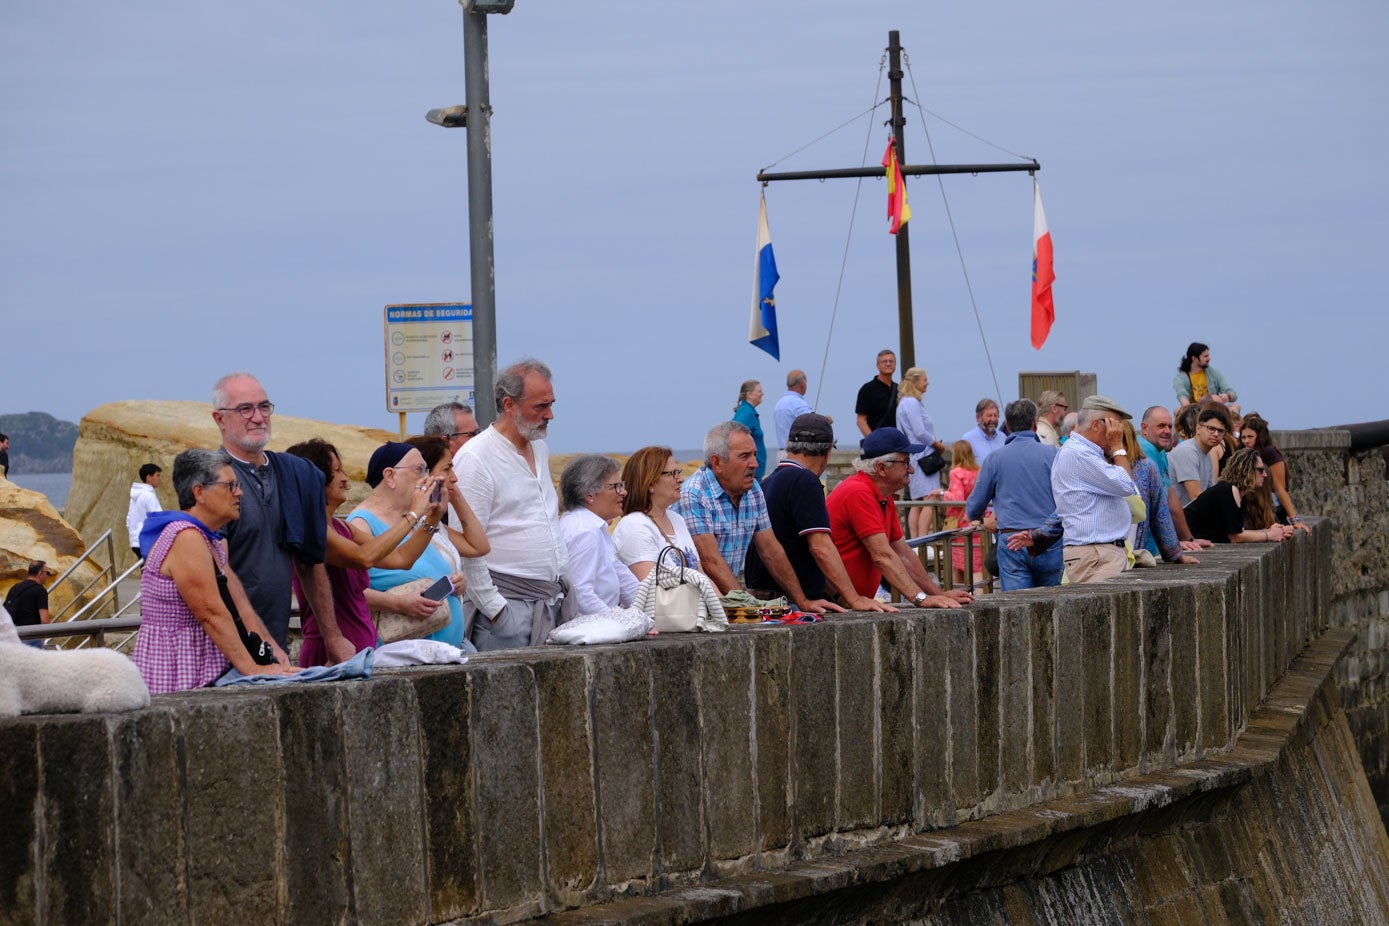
[454,358,569,651]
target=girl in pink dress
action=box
[944,440,984,583]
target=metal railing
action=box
[28,529,144,650]
[899,498,995,597]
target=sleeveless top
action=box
[133,520,232,693]
[293,518,377,667]
[348,507,466,648]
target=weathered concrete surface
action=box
[3,521,1371,925]
[1277,428,1389,830]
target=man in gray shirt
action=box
[1169,407,1228,506]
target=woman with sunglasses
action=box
[613,446,701,581]
[1183,448,1295,544]
[1240,412,1312,535]
[559,454,639,617]
[133,448,296,692]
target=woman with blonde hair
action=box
[731,379,767,480]
[895,367,945,538]
[944,440,983,583]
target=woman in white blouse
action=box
[558,454,639,617]
[613,446,701,580]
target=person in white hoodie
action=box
[126,463,163,558]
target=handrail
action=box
[16,614,143,650]
[43,528,140,636]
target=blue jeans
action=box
[996,539,1064,591]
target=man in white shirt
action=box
[772,369,832,452]
[455,358,569,651]
[1046,396,1140,583]
[126,463,163,558]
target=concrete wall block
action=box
[408,670,478,920]
[1054,599,1086,784]
[111,708,187,926]
[973,605,1002,807]
[1030,602,1057,790]
[591,648,657,883]
[875,617,916,827]
[1220,571,1247,737]
[944,612,980,814]
[467,662,546,910]
[274,687,352,926]
[0,722,40,926]
[1236,567,1263,723]
[753,632,792,853]
[1140,588,1174,766]
[340,678,430,926]
[1166,586,1200,758]
[694,634,756,863]
[916,614,952,827]
[1111,590,1143,772]
[37,717,114,926]
[646,642,703,876]
[790,623,838,842]
[998,603,1037,798]
[531,654,600,896]
[835,622,878,830]
[177,695,286,925]
[1078,594,1115,777]
[1195,580,1230,750]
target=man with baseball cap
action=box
[745,414,893,612]
[825,428,972,608]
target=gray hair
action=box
[703,420,752,466]
[423,401,472,436]
[494,358,552,414]
[1061,412,1079,437]
[173,448,235,510]
[853,452,899,475]
[974,397,999,416]
[1141,405,1168,425]
[1037,389,1065,410]
[1076,407,1105,430]
[1005,398,1038,433]
[786,437,833,457]
[786,369,806,389]
[559,454,620,511]
[212,371,260,410]
[734,379,760,412]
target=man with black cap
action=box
[825,428,973,609]
[745,414,893,612]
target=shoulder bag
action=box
[371,576,452,644]
[916,448,946,476]
[652,545,701,633]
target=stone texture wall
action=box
[1275,428,1389,830]
[0,524,1343,925]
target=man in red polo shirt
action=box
[827,428,972,609]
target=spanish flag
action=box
[1030,180,1055,349]
[882,138,911,235]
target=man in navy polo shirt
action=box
[745,414,892,612]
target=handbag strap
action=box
[655,544,688,585]
[208,548,255,642]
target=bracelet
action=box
[420,521,440,534]
[403,511,420,525]
[1287,516,1300,524]
[1263,530,1269,541]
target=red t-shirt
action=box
[826,471,902,597]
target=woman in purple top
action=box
[134,449,296,693]
[285,439,448,666]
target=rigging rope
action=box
[903,51,1005,407]
[812,53,887,412]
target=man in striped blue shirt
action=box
[1047,396,1141,583]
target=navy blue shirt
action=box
[744,460,830,599]
[965,430,1059,529]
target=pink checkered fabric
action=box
[133,521,232,693]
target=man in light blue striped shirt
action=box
[1049,396,1141,583]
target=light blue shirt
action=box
[773,390,814,448]
[962,425,1003,465]
[1050,433,1138,545]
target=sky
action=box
[4,1,1387,456]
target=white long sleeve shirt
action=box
[454,426,567,618]
[559,507,639,616]
[1050,433,1138,545]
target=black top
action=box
[855,377,898,432]
[1183,482,1244,544]
[4,578,48,626]
[745,461,830,599]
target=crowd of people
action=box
[109,342,1311,694]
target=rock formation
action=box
[66,401,398,570]
[0,478,103,615]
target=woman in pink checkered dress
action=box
[133,449,296,693]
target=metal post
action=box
[887,30,916,372]
[462,9,498,427]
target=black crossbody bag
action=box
[210,550,277,666]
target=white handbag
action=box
[651,546,701,633]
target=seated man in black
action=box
[744,414,893,612]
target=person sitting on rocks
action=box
[1174,342,1240,417]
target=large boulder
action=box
[0,478,104,616]
[66,401,397,571]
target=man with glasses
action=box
[423,401,481,462]
[1169,407,1228,506]
[455,358,570,650]
[825,428,972,608]
[1035,391,1068,448]
[211,372,333,654]
[744,414,891,612]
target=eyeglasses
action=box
[206,479,242,493]
[659,469,683,479]
[398,464,429,477]
[447,429,482,440]
[1201,424,1227,437]
[1054,403,1069,411]
[601,481,627,493]
[217,402,275,419]
[884,458,911,468]
[1254,466,1268,475]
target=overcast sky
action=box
[4,1,1386,456]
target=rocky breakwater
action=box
[0,479,103,614]
[65,401,397,571]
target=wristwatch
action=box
[1112,449,1127,457]
[913,591,928,606]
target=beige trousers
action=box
[1062,542,1129,584]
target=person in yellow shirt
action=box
[1174,342,1240,417]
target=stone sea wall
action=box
[7,523,1378,925]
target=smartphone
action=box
[430,481,443,505]
[421,575,453,602]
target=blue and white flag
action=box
[748,192,780,360]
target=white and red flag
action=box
[1030,180,1055,349]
